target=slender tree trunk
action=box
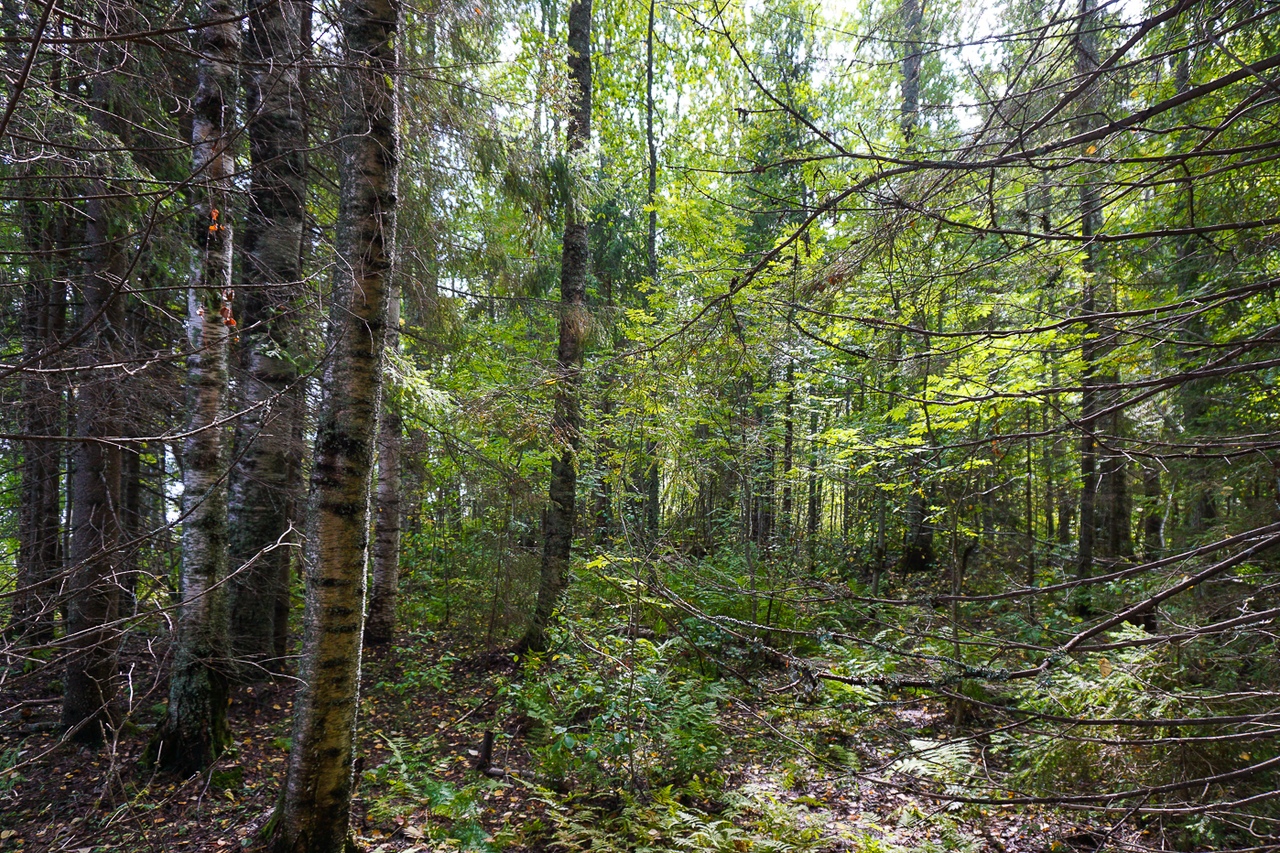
[267,0,397,845]
[642,0,659,535]
[228,0,309,679]
[782,360,795,543]
[1142,464,1163,561]
[366,291,403,645]
[61,179,126,744]
[1169,32,1215,544]
[806,409,820,538]
[12,199,65,643]
[119,441,141,612]
[1074,0,1100,610]
[899,0,922,140]
[155,0,239,774]
[521,0,592,654]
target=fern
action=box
[890,738,976,784]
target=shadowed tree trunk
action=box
[899,0,922,141]
[1074,0,1101,613]
[267,0,397,845]
[61,178,127,744]
[641,0,659,535]
[61,2,134,742]
[366,290,403,645]
[12,193,67,643]
[227,0,309,679]
[520,0,592,654]
[1169,33,1215,546]
[154,0,239,774]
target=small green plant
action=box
[511,626,725,791]
[366,735,502,851]
[376,631,459,697]
[0,741,25,792]
[535,784,826,853]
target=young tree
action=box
[267,0,398,845]
[521,0,593,653]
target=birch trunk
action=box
[366,291,403,645]
[267,0,397,844]
[228,0,309,678]
[155,0,238,773]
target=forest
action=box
[0,0,1278,850]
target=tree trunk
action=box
[366,292,403,645]
[227,0,309,679]
[520,0,592,654]
[1170,33,1215,545]
[119,441,141,613]
[154,0,239,774]
[781,360,794,543]
[806,408,820,538]
[12,197,66,643]
[642,0,660,535]
[1142,463,1162,561]
[899,0,922,140]
[267,0,397,845]
[61,179,126,744]
[1073,0,1100,611]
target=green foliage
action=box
[376,631,460,698]
[535,784,827,853]
[1002,626,1280,829]
[0,741,25,793]
[365,735,503,852]
[510,626,725,791]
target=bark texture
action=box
[521,0,592,653]
[155,0,238,773]
[227,0,309,678]
[899,0,922,139]
[268,0,398,845]
[1074,0,1102,600]
[642,0,659,534]
[12,195,67,643]
[61,180,126,743]
[366,291,403,645]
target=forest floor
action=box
[0,631,1135,853]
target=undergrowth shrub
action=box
[534,784,827,853]
[371,629,460,702]
[365,735,506,852]
[509,624,725,792]
[998,624,1280,847]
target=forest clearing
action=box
[1,0,1278,851]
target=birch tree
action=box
[227,0,310,677]
[267,0,398,844]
